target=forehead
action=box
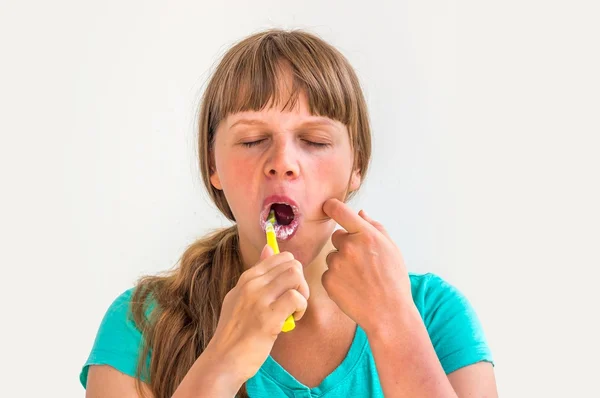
[226,114,345,133]
[210,59,352,141]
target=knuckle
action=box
[281,261,302,279]
[372,221,384,230]
[293,290,306,307]
[257,294,272,310]
[303,280,310,294]
[346,244,356,257]
[321,270,332,288]
[237,272,249,286]
[291,261,303,277]
[299,285,310,300]
[332,235,343,248]
[223,289,235,304]
[363,232,377,246]
[240,278,258,296]
[281,251,295,261]
[299,291,308,305]
[287,289,300,302]
[257,308,271,329]
[285,266,296,278]
[326,252,338,269]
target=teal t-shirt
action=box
[80,273,494,397]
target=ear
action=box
[349,168,361,192]
[208,151,223,190]
[210,169,223,190]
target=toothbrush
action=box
[266,210,296,332]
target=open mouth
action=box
[260,199,300,241]
[270,203,295,226]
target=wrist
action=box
[201,342,248,392]
[364,301,423,341]
[173,341,247,398]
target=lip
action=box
[260,194,301,241]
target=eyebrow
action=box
[228,117,340,131]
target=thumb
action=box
[260,244,274,261]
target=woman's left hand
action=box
[322,198,414,335]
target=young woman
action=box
[81,29,497,397]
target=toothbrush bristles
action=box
[268,210,277,225]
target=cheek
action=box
[304,155,354,218]
[218,156,258,201]
[217,150,254,184]
[312,155,353,188]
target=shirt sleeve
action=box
[417,273,494,374]
[79,288,149,388]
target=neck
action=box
[301,237,337,322]
[277,237,354,343]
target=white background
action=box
[1,1,599,396]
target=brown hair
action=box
[131,28,372,398]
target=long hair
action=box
[131,28,372,398]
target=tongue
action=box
[271,203,294,226]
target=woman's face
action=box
[210,87,360,269]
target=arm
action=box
[366,304,458,397]
[86,365,153,398]
[171,343,245,398]
[86,343,244,398]
[320,200,497,396]
[83,246,309,398]
[448,362,498,397]
[367,304,497,398]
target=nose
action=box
[264,139,300,180]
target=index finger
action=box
[239,250,294,286]
[322,198,370,234]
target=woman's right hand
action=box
[206,244,309,384]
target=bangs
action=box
[208,31,359,136]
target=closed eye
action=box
[242,139,329,148]
[303,140,330,148]
[241,139,267,148]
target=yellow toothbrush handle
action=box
[266,228,280,254]
[266,226,296,332]
[282,315,295,332]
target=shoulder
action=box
[408,272,494,373]
[408,271,454,292]
[408,272,480,329]
[105,287,136,316]
[95,287,142,341]
[408,272,471,313]
[80,287,150,389]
